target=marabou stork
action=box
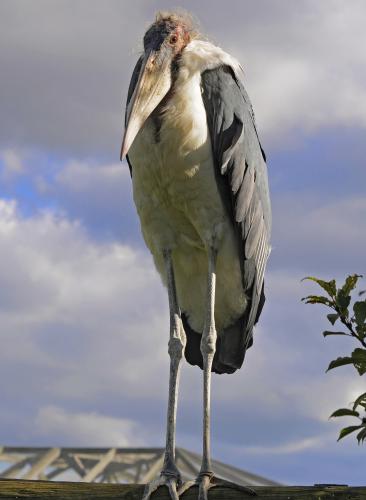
[120,12,271,500]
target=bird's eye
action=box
[170,34,178,44]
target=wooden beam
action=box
[1,457,29,479]
[63,454,87,479]
[0,479,365,499]
[22,448,60,480]
[138,453,164,484]
[81,448,116,483]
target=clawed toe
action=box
[178,473,215,500]
[178,479,196,496]
[142,472,181,500]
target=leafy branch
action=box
[302,274,366,444]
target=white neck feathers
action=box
[179,40,243,79]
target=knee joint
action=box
[168,336,184,359]
[200,327,217,356]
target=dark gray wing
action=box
[124,56,143,174]
[201,64,271,364]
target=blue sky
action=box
[0,0,366,486]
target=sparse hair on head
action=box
[153,9,200,39]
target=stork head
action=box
[120,12,196,159]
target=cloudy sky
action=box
[1,0,366,486]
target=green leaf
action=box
[356,324,366,339]
[336,290,351,313]
[301,295,332,306]
[337,425,363,441]
[323,330,348,337]
[342,274,362,296]
[356,427,366,444]
[352,348,366,360]
[354,301,366,326]
[303,277,336,297]
[327,313,339,325]
[353,392,366,411]
[327,356,353,371]
[351,348,366,376]
[330,408,360,418]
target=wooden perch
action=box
[0,479,365,499]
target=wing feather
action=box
[235,162,255,221]
[201,64,271,358]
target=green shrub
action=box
[302,274,366,444]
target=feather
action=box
[199,63,271,371]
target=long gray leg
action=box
[198,247,217,499]
[178,246,217,500]
[163,248,186,477]
[179,247,257,499]
[142,249,186,500]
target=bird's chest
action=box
[129,77,226,249]
[130,76,213,201]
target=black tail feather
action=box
[182,284,264,375]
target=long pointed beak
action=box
[120,47,173,160]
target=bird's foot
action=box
[142,470,181,500]
[179,472,257,499]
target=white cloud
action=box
[0,196,364,479]
[231,1,366,144]
[240,435,330,455]
[53,160,128,197]
[35,405,141,446]
[1,0,366,483]
[272,195,366,273]
[0,199,168,405]
[1,1,366,154]
[34,158,140,242]
[1,149,24,180]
